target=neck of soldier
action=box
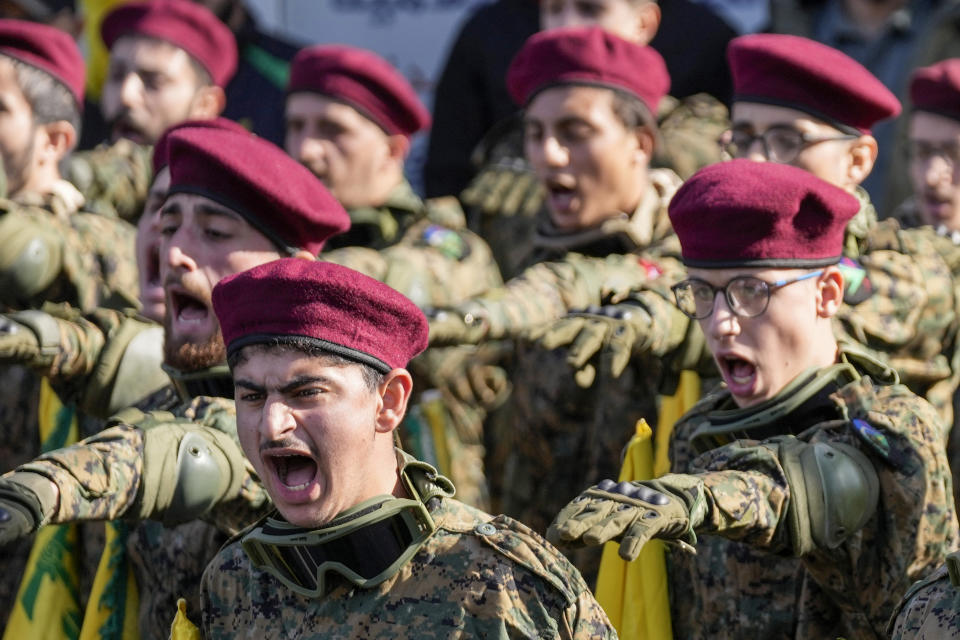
[340,166,405,210]
[11,162,61,201]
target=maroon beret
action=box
[669,159,860,268]
[728,33,901,134]
[506,26,669,116]
[910,59,960,122]
[287,44,430,138]
[0,19,84,107]
[213,258,429,372]
[166,127,350,256]
[102,0,237,87]
[152,117,250,173]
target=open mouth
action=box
[267,453,319,491]
[112,120,146,144]
[169,289,210,324]
[544,178,577,213]
[719,354,757,392]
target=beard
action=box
[163,316,227,372]
[3,131,35,197]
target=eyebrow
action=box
[234,375,334,395]
[159,201,243,221]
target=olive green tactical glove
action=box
[426,308,488,346]
[461,158,545,219]
[0,314,42,365]
[548,477,703,561]
[0,476,43,546]
[428,347,511,409]
[531,305,647,388]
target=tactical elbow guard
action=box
[0,212,61,304]
[777,436,880,556]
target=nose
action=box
[745,137,769,162]
[542,136,569,168]
[118,72,143,110]
[706,291,740,339]
[924,155,952,188]
[297,136,326,166]
[262,397,297,441]
[163,233,198,275]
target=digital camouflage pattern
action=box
[459,95,729,279]
[666,351,958,639]
[64,139,153,222]
[888,553,960,639]
[199,497,617,639]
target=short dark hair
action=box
[610,88,657,133]
[227,338,386,391]
[6,55,81,139]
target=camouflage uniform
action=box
[64,138,153,222]
[460,95,729,279]
[200,496,615,638]
[888,552,960,639]
[665,346,958,639]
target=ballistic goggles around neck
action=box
[241,495,436,598]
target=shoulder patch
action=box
[418,224,470,261]
[838,257,873,305]
[636,257,663,279]
[850,418,905,468]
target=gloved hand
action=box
[427,309,488,345]
[0,314,41,365]
[428,346,511,409]
[531,305,646,388]
[547,478,700,561]
[461,158,545,219]
[0,476,44,546]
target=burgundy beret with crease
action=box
[910,59,960,122]
[506,26,669,116]
[152,117,250,173]
[728,33,901,134]
[102,0,237,87]
[166,127,350,256]
[0,19,84,106]
[288,44,430,137]
[669,159,860,268]
[213,258,429,372]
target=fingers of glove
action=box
[581,506,640,547]
[574,364,596,388]
[535,317,586,350]
[480,171,515,214]
[460,171,495,208]
[519,181,546,218]
[567,321,609,369]
[548,495,618,543]
[618,530,651,561]
[500,173,535,217]
[602,324,635,378]
[448,369,478,405]
[468,364,508,407]
[0,503,33,546]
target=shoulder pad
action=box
[107,406,176,430]
[442,503,586,605]
[416,224,471,261]
[179,395,238,436]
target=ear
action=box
[816,266,844,318]
[385,133,410,164]
[634,1,662,44]
[846,134,877,187]
[632,125,655,165]
[40,120,77,163]
[188,85,226,119]
[375,368,413,434]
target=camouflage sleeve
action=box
[12,400,268,535]
[887,565,960,639]
[653,93,729,180]
[64,139,153,222]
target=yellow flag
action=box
[170,598,201,640]
[80,0,129,98]
[594,371,701,640]
[78,520,140,640]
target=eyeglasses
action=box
[720,126,859,163]
[671,271,824,320]
[909,140,960,171]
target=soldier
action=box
[543,33,960,437]
[185,257,616,637]
[893,59,960,240]
[549,159,959,638]
[462,0,729,279]
[65,0,238,221]
[428,27,691,579]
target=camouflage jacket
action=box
[199,497,616,639]
[431,168,683,344]
[887,553,960,639]
[667,347,958,639]
[0,182,139,312]
[64,139,153,222]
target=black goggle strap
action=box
[241,496,436,598]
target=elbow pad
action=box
[777,436,880,556]
[0,211,61,303]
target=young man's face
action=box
[102,36,205,145]
[285,93,396,209]
[524,85,648,231]
[688,266,835,408]
[233,349,392,528]
[158,192,282,370]
[0,56,43,197]
[909,110,960,231]
[728,102,861,190]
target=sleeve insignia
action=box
[838,257,873,305]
